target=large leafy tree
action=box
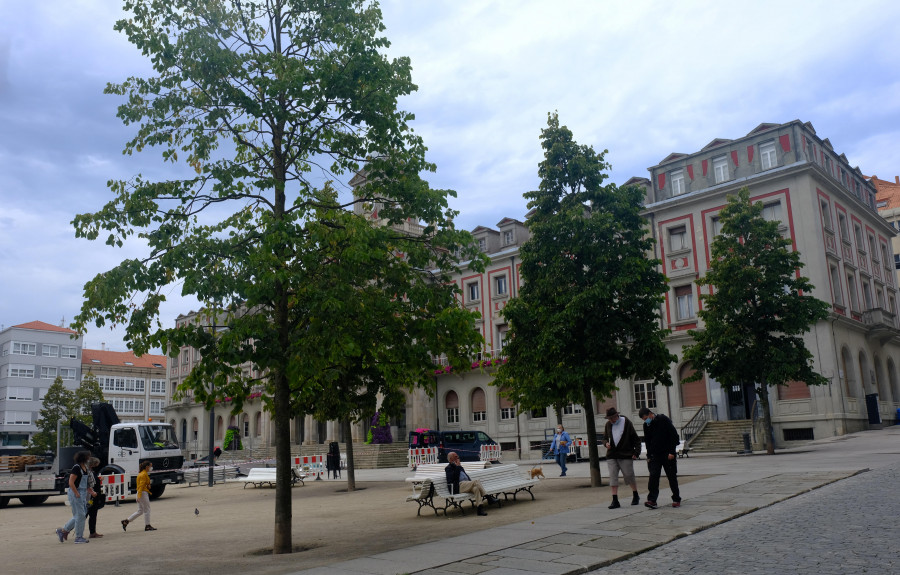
[72,0,473,553]
[682,187,830,454]
[494,113,675,487]
[27,377,76,455]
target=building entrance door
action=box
[728,382,756,420]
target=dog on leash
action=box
[529,466,544,479]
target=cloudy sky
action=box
[1,0,899,352]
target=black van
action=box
[408,430,499,463]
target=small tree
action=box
[73,374,105,425]
[27,377,76,455]
[495,113,675,487]
[682,187,830,454]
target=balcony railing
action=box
[432,348,507,367]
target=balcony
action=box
[862,308,899,344]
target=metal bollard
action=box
[740,432,752,454]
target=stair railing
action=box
[681,404,719,443]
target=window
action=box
[40,366,58,380]
[477,238,486,251]
[150,379,166,394]
[60,368,76,381]
[862,280,873,310]
[868,235,879,262]
[500,406,516,420]
[820,200,832,231]
[445,391,459,424]
[471,388,486,422]
[838,214,850,243]
[181,349,189,365]
[675,285,695,320]
[876,288,885,310]
[762,201,782,223]
[530,407,547,418]
[669,226,688,251]
[760,141,777,170]
[149,400,165,415]
[497,325,509,350]
[847,275,859,311]
[633,381,657,410]
[467,282,480,302]
[6,387,33,401]
[60,346,77,359]
[854,225,864,251]
[111,398,144,415]
[494,275,508,296]
[829,265,843,305]
[503,230,514,245]
[881,244,891,269]
[3,411,32,425]
[710,216,723,238]
[12,342,37,356]
[8,365,35,378]
[42,344,59,357]
[562,403,582,415]
[713,156,729,184]
[841,169,849,188]
[670,170,685,196]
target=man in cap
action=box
[603,407,641,508]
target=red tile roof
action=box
[871,175,900,210]
[82,349,167,369]
[12,320,78,334]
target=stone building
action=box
[81,348,167,423]
[872,174,900,285]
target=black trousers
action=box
[647,457,681,503]
[88,503,100,534]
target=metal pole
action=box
[208,382,215,487]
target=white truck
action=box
[0,403,184,508]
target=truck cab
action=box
[105,422,184,498]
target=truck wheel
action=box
[0,496,9,509]
[148,484,166,500]
[19,495,50,506]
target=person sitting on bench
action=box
[444,452,498,516]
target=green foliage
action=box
[26,377,76,455]
[71,0,481,553]
[73,374,105,425]
[683,187,830,393]
[494,113,674,485]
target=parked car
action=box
[407,430,499,463]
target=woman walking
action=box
[55,450,95,544]
[122,461,156,532]
[86,457,105,538]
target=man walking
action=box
[444,452,497,516]
[603,407,641,509]
[549,424,571,477]
[639,407,682,509]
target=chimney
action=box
[101,342,106,351]
[895,176,899,184]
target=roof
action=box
[82,349,167,369]
[871,175,900,210]
[12,320,78,334]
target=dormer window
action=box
[671,170,685,196]
[760,141,777,170]
[503,230,514,245]
[713,156,728,184]
[477,238,486,251]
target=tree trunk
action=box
[554,405,563,426]
[272,364,292,553]
[757,385,776,455]
[581,383,602,487]
[343,417,356,492]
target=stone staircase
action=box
[215,443,409,469]
[686,420,753,453]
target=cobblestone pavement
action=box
[590,459,900,575]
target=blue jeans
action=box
[63,487,88,537]
[555,451,568,475]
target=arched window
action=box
[471,388,486,422]
[841,346,857,398]
[191,417,199,441]
[216,416,224,440]
[445,391,459,424]
[499,388,516,420]
[679,364,707,407]
[254,412,262,437]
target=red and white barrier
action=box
[101,473,127,502]
[407,447,439,468]
[292,455,325,479]
[479,444,502,462]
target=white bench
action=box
[405,462,493,516]
[407,464,538,516]
[239,467,307,489]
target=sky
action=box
[1,0,899,353]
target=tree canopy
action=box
[682,187,830,453]
[27,377,76,455]
[72,0,479,553]
[494,113,674,486]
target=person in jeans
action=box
[549,424,571,477]
[122,461,156,531]
[639,407,682,509]
[444,452,497,516]
[56,450,96,544]
[603,407,641,508]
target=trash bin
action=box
[895,408,900,425]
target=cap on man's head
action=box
[605,407,619,418]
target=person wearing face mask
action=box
[549,424,571,477]
[638,407,681,509]
[55,450,97,544]
[121,460,156,532]
[603,408,641,509]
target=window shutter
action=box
[471,388,486,412]
[445,391,459,409]
[499,388,513,409]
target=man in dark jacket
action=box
[603,407,641,509]
[445,452,496,516]
[639,407,682,509]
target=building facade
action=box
[872,174,900,285]
[0,321,82,451]
[430,120,900,455]
[81,349,168,423]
